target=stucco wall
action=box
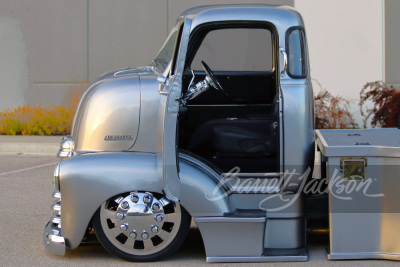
[0,17,28,110]
[0,0,87,109]
[0,0,293,111]
[385,0,400,86]
[295,0,384,125]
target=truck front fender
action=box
[59,152,229,250]
[60,152,163,249]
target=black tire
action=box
[92,193,191,262]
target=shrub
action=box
[359,81,400,128]
[314,81,357,129]
[0,83,86,136]
[0,105,74,135]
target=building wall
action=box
[295,0,384,125]
[0,0,390,128]
[0,0,293,111]
[0,0,88,110]
[385,0,400,86]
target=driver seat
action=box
[211,95,279,156]
[212,124,276,155]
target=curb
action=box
[0,136,61,155]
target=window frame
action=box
[285,26,308,79]
[185,21,279,75]
[153,21,184,76]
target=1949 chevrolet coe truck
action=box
[43,4,400,263]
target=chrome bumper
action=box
[43,221,66,255]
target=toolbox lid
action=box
[316,128,400,157]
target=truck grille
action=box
[50,190,62,233]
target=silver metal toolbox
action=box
[316,128,400,261]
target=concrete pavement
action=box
[0,154,398,266]
[0,135,60,155]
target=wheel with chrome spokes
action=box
[93,192,191,262]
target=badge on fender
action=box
[104,135,133,140]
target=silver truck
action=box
[43,4,400,263]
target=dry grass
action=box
[0,83,86,135]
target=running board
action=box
[207,247,308,263]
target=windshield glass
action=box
[153,24,181,73]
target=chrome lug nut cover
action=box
[99,194,184,258]
[131,194,139,203]
[116,212,125,220]
[141,231,149,240]
[121,201,129,209]
[143,195,152,203]
[152,203,160,211]
[129,231,137,239]
[155,214,164,222]
[120,224,128,231]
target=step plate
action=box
[207,247,308,263]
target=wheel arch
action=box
[60,152,163,249]
[59,152,229,250]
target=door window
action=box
[191,28,273,71]
[286,28,307,78]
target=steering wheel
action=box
[201,61,229,97]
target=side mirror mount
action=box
[157,75,168,96]
[157,75,166,83]
[280,47,287,77]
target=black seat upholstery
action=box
[210,96,279,156]
[187,96,279,157]
[213,125,274,154]
[188,117,271,150]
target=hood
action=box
[71,71,142,152]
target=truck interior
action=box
[178,23,280,174]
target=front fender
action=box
[59,152,230,250]
[60,152,163,249]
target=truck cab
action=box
[44,4,316,262]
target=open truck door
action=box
[162,18,192,202]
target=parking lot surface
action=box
[0,154,398,266]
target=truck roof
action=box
[180,4,294,17]
[178,4,304,34]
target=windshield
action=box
[153,23,181,73]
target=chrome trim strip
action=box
[280,47,288,77]
[52,191,61,199]
[51,203,61,212]
[57,150,74,158]
[51,216,61,225]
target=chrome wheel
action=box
[93,192,190,261]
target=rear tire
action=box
[93,192,191,262]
